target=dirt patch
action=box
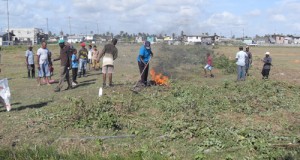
[292,60,300,64]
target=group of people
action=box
[235,46,272,81]
[24,38,119,92]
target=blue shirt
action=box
[72,54,78,68]
[137,45,152,63]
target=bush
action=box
[214,54,236,74]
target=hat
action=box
[58,39,65,44]
[145,41,151,49]
[265,52,270,55]
[80,42,86,47]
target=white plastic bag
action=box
[98,87,103,97]
[0,78,11,111]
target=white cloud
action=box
[271,14,286,22]
[204,11,245,27]
[247,9,261,16]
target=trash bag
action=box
[0,78,11,111]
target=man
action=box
[37,42,51,86]
[78,42,88,77]
[92,45,100,70]
[261,52,272,79]
[137,41,153,86]
[87,44,93,70]
[204,53,214,78]
[25,45,35,78]
[97,38,118,87]
[235,46,248,81]
[245,46,252,76]
[53,40,73,92]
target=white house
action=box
[10,28,43,45]
[186,35,202,43]
[67,35,85,43]
[293,36,300,44]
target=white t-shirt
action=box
[88,49,92,59]
[37,48,49,64]
[235,51,248,66]
[25,50,34,65]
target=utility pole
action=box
[243,28,244,40]
[97,23,99,35]
[68,16,71,35]
[3,0,9,42]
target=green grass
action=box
[0,44,299,159]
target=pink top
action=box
[207,56,213,66]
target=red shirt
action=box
[207,56,213,66]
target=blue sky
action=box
[0,0,300,37]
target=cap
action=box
[58,39,65,44]
[80,42,86,47]
[265,52,270,55]
[145,41,151,49]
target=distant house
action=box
[67,35,84,43]
[10,28,44,45]
[254,37,268,45]
[293,35,300,44]
[163,36,173,41]
[272,34,285,44]
[135,36,143,43]
[1,32,15,45]
[186,35,202,43]
[155,37,164,43]
[284,36,293,44]
[147,36,155,43]
[268,36,276,44]
[48,37,58,43]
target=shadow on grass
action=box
[73,82,96,88]
[79,79,97,83]
[9,101,53,112]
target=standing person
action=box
[97,38,118,87]
[71,48,79,86]
[92,45,100,70]
[25,45,35,78]
[53,40,73,92]
[245,46,252,76]
[78,42,88,78]
[235,46,248,81]
[87,44,92,70]
[261,52,272,79]
[36,42,51,86]
[204,53,214,78]
[137,41,153,86]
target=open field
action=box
[0,44,299,159]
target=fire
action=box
[150,69,169,85]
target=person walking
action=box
[261,52,272,79]
[204,53,214,78]
[245,46,252,76]
[71,48,79,86]
[36,42,51,86]
[88,44,92,70]
[97,38,118,87]
[235,46,248,81]
[137,41,153,86]
[25,45,35,78]
[78,42,88,78]
[92,45,100,70]
[53,40,73,92]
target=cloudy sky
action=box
[0,0,300,37]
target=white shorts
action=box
[204,64,213,71]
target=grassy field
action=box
[0,44,299,160]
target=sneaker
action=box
[54,88,60,92]
[108,84,113,87]
[72,82,77,86]
[83,75,88,77]
[210,74,214,78]
[6,104,11,112]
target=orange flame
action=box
[150,69,169,85]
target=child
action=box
[72,48,79,86]
[204,53,214,78]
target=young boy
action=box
[37,42,51,86]
[25,45,35,78]
[72,48,79,86]
[204,53,214,78]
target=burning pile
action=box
[150,69,169,86]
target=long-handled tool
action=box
[131,58,152,92]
